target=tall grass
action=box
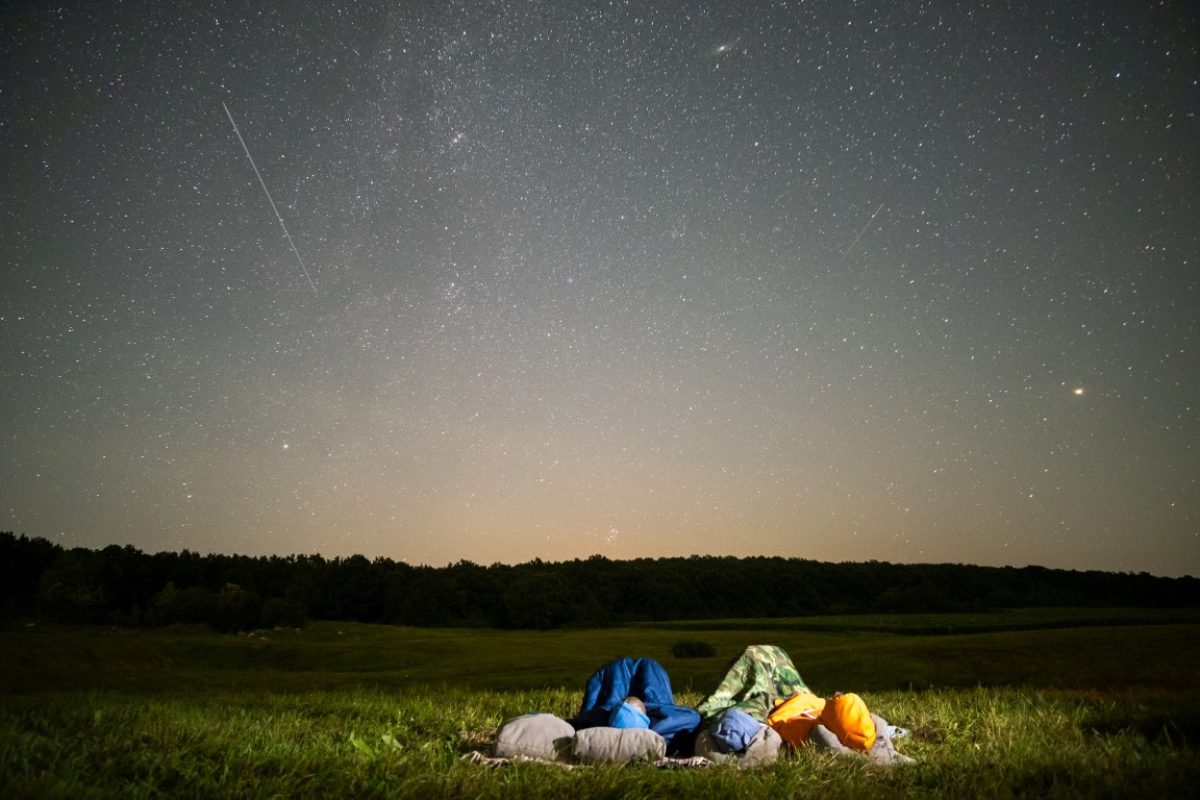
[2,686,1194,798]
[1,612,1197,797]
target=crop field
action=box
[2,608,1198,798]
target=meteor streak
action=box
[836,202,886,266]
[222,102,318,296]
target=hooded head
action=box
[607,696,650,729]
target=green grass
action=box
[7,610,1197,694]
[1,609,1197,798]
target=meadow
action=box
[2,608,1197,798]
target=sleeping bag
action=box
[697,644,810,722]
[569,656,701,748]
[768,691,877,752]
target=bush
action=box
[261,597,306,628]
[671,640,716,659]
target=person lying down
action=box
[474,648,914,767]
[695,644,915,766]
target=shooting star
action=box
[836,202,886,266]
[222,102,318,296]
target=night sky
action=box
[2,1,1197,576]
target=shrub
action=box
[671,640,716,659]
[261,597,306,628]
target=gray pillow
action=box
[812,714,918,765]
[740,724,783,768]
[694,722,781,768]
[867,713,917,765]
[492,713,576,761]
[809,723,850,753]
[570,726,666,764]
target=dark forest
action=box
[2,532,1195,631]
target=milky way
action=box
[2,1,1197,575]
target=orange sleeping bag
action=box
[767,691,824,746]
[768,691,876,752]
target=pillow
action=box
[492,713,576,761]
[694,721,781,768]
[738,723,783,768]
[571,727,666,764]
[809,723,851,753]
[692,728,728,763]
[867,713,918,765]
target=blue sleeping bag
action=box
[569,656,701,749]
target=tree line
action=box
[1,532,1195,631]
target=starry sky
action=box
[2,1,1198,576]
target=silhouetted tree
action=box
[37,549,115,624]
[2,532,1196,630]
[0,533,61,615]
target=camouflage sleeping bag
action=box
[696,644,810,723]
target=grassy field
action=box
[2,609,1198,798]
